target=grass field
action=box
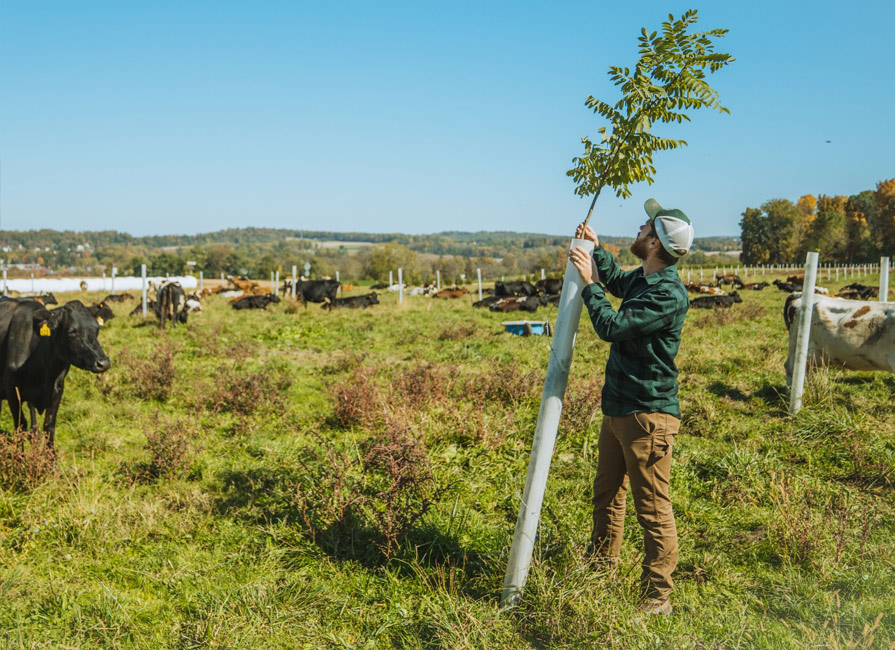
[0,272,893,649]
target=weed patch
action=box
[0,430,57,490]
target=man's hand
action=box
[575,223,599,247]
[570,246,599,285]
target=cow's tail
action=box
[783,292,800,332]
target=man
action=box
[569,198,693,616]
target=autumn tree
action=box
[871,179,895,254]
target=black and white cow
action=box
[783,293,895,386]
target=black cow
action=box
[495,281,540,297]
[773,279,800,293]
[535,278,563,295]
[472,296,504,308]
[102,293,133,303]
[323,292,379,310]
[232,293,281,310]
[88,301,115,324]
[157,282,187,327]
[130,300,161,319]
[489,295,547,313]
[690,291,742,309]
[0,299,110,449]
[295,280,340,304]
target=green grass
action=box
[0,275,893,649]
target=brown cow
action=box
[433,287,469,299]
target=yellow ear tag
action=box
[96,317,104,326]
[40,323,51,337]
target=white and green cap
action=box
[644,198,694,258]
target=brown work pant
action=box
[590,412,679,601]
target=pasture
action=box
[0,276,893,649]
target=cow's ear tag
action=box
[40,323,51,337]
[96,317,104,326]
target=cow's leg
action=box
[29,405,39,434]
[42,376,67,453]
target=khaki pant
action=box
[590,412,679,601]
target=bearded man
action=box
[569,198,694,616]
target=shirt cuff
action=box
[581,282,605,301]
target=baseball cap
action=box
[644,198,694,258]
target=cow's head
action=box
[269,293,281,303]
[42,301,111,373]
[368,292,379,304]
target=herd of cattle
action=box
[0,269,890,451]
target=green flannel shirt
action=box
[580,245,689,418]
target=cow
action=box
[232,293,281,310]
[157,282,188,328]
[716,274,743,287]
[0,299,110,449]
[370,283,389,290]
[774,279,800,293]
[472,296,504,308]
[689,291,742,309]
[130,300,161,319]
[684,282,725,295]
[88,301,115,325]
[433,287,469,299]
[489,296,547,313]
[295,280,340,305]
[495,281,540,297]
[836,283,879,300]
[102,293,133,303]
[741,281,770,291]
[322,292,379,310]
[783,293,895,386]
[185,294,203,313]
[536,278,563,296]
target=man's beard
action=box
[630,237,650,261]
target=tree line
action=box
[740,179,895,265]
[0,226,739,283]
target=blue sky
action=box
[1,1,892,238]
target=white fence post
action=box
[398,268,403,303]
[291,265,297,299]
[389,271,393,288]
[541,268,546,280]
[141,264,148,317]
[477,268,483,301]
[501,237,594,608]
[199,271,203,292]
[336,271,341,297]
[436,270,441,290]
[275,270,280,295]
[880,257,890,302]
[789,252,820,415]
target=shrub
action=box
[114,344,176,402]
[203,367,292,417]
[360,424,448,558]
[0,430,57,491]
[127,416,198,482]
[327,366,380,429]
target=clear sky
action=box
[1,1,892,238]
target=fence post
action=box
[436,270,441,290]
[292,265,297,299]
[398,268,403,303]
[477,268,483,301]
[389,271,393,288]
[501,237,594,608]
[336,271,341,297]
[141,264,148,318]
[541,268,546,280]
[789,252,820,415]
[199,271,203,292]
[1,268,5,296]
[880,257,890,302]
